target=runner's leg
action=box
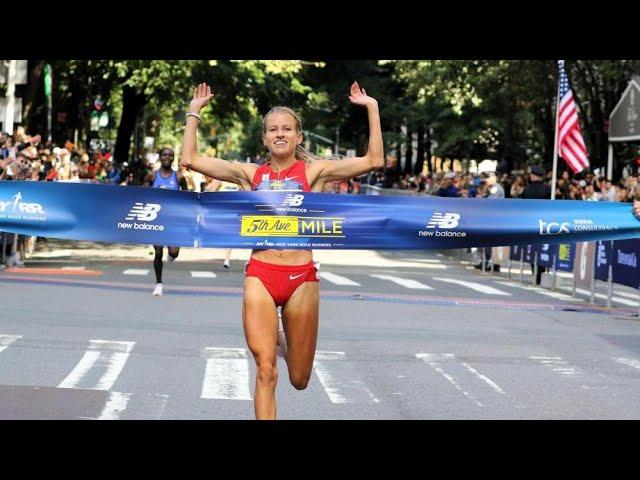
[243,277,279,419]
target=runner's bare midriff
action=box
[250,248,313,265]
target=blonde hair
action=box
[263,106,341,164]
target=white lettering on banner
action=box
[118,202,165,232]
[0,192,47,221]
[419,212,467,238]
[539,220,570,235]
[125,203,161,221]
[597,243,608,267]
[617,251,638,268]
[427,212,460,229]
[281,194,304,207]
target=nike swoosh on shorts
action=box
[289,273,304,280]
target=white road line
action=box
[461,362,506,395]
[190,271,217,278]
[402,259,442,264]
[97,392,132,420]
[123,269,149,276]
[608,290,640,300]
[0,334,22,354]
[370,274,433,290]
[559,286,639,307]
[318,272,361,286]
[432,277,511,296]
[313,351,380,404]
[529,356,581,376]
[416,353,483,407]
[58,340,135,390]
[613,357,640,371]
[495,281,583,302]
[61,266,86,270]
[201,348,252,400]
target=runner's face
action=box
[160,150,174,168]
[263,112,302,158]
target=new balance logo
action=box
[426,212,460,229]
[282,194,304,207]
[125,203,162,222]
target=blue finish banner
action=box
[555,243,575,272]
[510,244,525,261]
[611,239,640,289]
[535,243,558,268]
[1,181,639,250]
[594,240,613,281]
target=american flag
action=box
[557,60,589,173]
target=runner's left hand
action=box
[348,81,378,108]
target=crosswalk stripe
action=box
[58,340,135,390]
[529,356,581,376]
[416,353,484,407]
[369,274,433,290]
[0,334,22,354]
[190,271,217,278]
[494,281,582,301]
[201,348,252,400]
[432,277,510,295]
[609,290,640,300]
[123,269,149,276]
[97,392,131,420]
[559,286,639,306]
[313,351,380,404]
[318,272,361,286]
[613,357,640,371]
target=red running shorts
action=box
[245,257,319,307]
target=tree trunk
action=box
[414,124,425,174]
[22,61,46,133]
[114,85,146,165]
[404,127,413,174]
[427,128,434,174]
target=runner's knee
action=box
[256,359,278,387]
[289,371,311,390]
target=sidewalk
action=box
[26,238,444,269]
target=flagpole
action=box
[550,60,561,200]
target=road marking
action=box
[559,286,639,307]
[461,362,506,394]
[5,267,102,275]
[613,357,640,371]
[494,281,582,301]
[370,274,433,290]
[529,356,581,376]
[318,272,361,286]
[190,271,217,278]
[313,351,380,404]
[58,340,135,390]
[416,353,484,407]
[608,290,640,300]
[97,392,131,419]
[201,348,252,400]
[0,334,22,354]
[61,266,86,270]
[432,277,510,295]
[123,269,149,276]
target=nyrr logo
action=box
[0,192,47,221]
[419,212,466,237]
[281,194,304,207]
[426,212,460,229]
[125,203,161,221]
[118,203,164,231]
[539,220,570,235]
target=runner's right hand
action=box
[189,82,214,113]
